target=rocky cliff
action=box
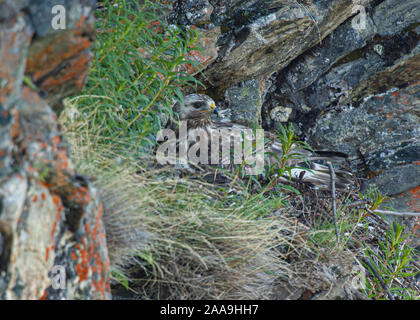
[167,0,419,244]
[0,0,110,299]
[0,0,418,300]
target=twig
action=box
[373,209,420,217]
[347,199,373,207]
[327,162,339,243]
[361,257,394,300]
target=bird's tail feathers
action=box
[311,150,349,161]
[282,162,353,191]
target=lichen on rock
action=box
[0,0,110,300]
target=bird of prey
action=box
[162,93,353,191]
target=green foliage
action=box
[267,123,312,179]
[362,223,419,300]
[23,75,37,90]
[360,187,388,211]
[111,270,130,290]
[228,123,312,197]
[304,181,419,300]
[78,0,202,152]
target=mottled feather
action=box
[168,94,353,191]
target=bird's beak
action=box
[199,102,216,114]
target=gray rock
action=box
[309,83,420,215]
[373,0,420,36]
[28,0,95,37]
[275,13,376,94]
[263,2,420,130]
[309,85,420,172]
[257,0,420,215]
[225,79,263,127]
[196,0,359,92]
[0,0,111,300]
[362,164,420,196]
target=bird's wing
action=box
[266,139,353,191]
[211,119,353,191]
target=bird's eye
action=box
[192,102,202,109]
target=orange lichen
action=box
[40,51,92,92]
[84,221,90,234]
[75,243,90,282]
[45,246,51,261]
[26,32,91,81]
[50,194,63,242]
[391,91,399,102]
[45,190,61,262]
[21,87,40,104]
[52,135,60,150]
[40,290,48,300]
[55,150,69,170]
[10,108,20,140]
[76,13,87,28]
[407,186,420,211]
[72,201,110,298]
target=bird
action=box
[160,93,353,191]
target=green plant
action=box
[267,123,311,179]
[111,270,130,290]
[78,0,202,152]
[62,94,309,299]
[361,222,419,300]
[260,123,311,201]
[360,187,388,212]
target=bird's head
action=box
[174,94,216,121]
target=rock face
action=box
[180,0,361,93]
[0,0,110,299]
[224,79,264,127]
[1,0,418,300]
[266,0,420,214]
[165,0,420,248]
[167,0,420,212]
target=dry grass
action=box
[61,97,419,300]
[60,99,311,299]
[99,170,303,299]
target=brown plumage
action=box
[169,94,353,191]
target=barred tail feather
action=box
[286,163,353,191]
[312,150,349,160]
